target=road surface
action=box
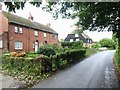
[33,50,118,88]
[0,73,24,89]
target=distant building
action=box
[64,33,93,47]
[0,4,58,54]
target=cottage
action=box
[64,33,93,47]
[0,4,58,54]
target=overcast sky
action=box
[1,2,113,42]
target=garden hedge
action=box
[2,49,86,84]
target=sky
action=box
[1,2,113,42]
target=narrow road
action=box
[33,50,118,88]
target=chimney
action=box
[0,3,2,11]
[28,12,33,21]
[46,23,51,27]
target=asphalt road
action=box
[33,50,118,88]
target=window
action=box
[34,31,38,36]
[19,27,23,34]
[15,26,18,33]
[0,40,2,48]
[15,41,23,50]
[70,39,73,42]
[76,39,79,41]
[75,34,79,37]
[52,34,56,38]
[44,33,47,38]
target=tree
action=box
[3,2,120,64]
[99,38,116,49]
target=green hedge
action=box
[52,49,86,70]
[2,55,52,81]
[62,41,83,49]
[37,45,56,57]
[2,49,86,86]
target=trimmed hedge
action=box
[52,49,86,70]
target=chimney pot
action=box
[28,12,33,21]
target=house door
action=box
[35,40,39,52]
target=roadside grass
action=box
[114,50,120,87]
[85,48,98,57]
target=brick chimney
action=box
[0,3,2,11]
[28,12,33,21]
[46,23,51,27]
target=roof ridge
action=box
[2,11,58,34]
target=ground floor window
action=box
[15,41,23,50]
[0,40,2,48]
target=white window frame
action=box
[76,39,79,41]
[0,40,3,48]
[15,41,23,50]
[44,33,47,38]
[75,34,79,37]
[19,27,23,34]
[15,26,18,33]
[70,39,73,42]
[34,31,38,36]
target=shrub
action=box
[99,38,116,49]
[91,43,101,49]
[2,54,52,82]
[52,49,86,70]
[10,52,26,57]
[37,45,56,57]
[61,41,83,49]
[10,52,17,56]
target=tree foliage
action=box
[4,2,120,33]
[99,38,116,49]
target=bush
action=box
[99,38,116,49]
[62,41,83,49]
[91,43,101,49]
[2,54,52,83]
[52,49,86,70]
[37,45,56,57]
[10,52,26,57]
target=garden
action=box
[1,41,97,89]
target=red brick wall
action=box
[0,12,8,54]
[8,24,59,52]
[0,32,8,54]
[0,12,8,35]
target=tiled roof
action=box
[82,33,91,39]
[2,11,58,35]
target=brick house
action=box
[0,5,58,54]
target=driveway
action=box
[32,50,118,88]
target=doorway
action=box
[35,40,39,52]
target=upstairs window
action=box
[75,34,79,37]
[0,40,2,48]
[34,31,38,36]
[44,33,47,38]
[15,41,23,50]
[19,27,23,34]
[15,26,18,33]
[52,34,56,38]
